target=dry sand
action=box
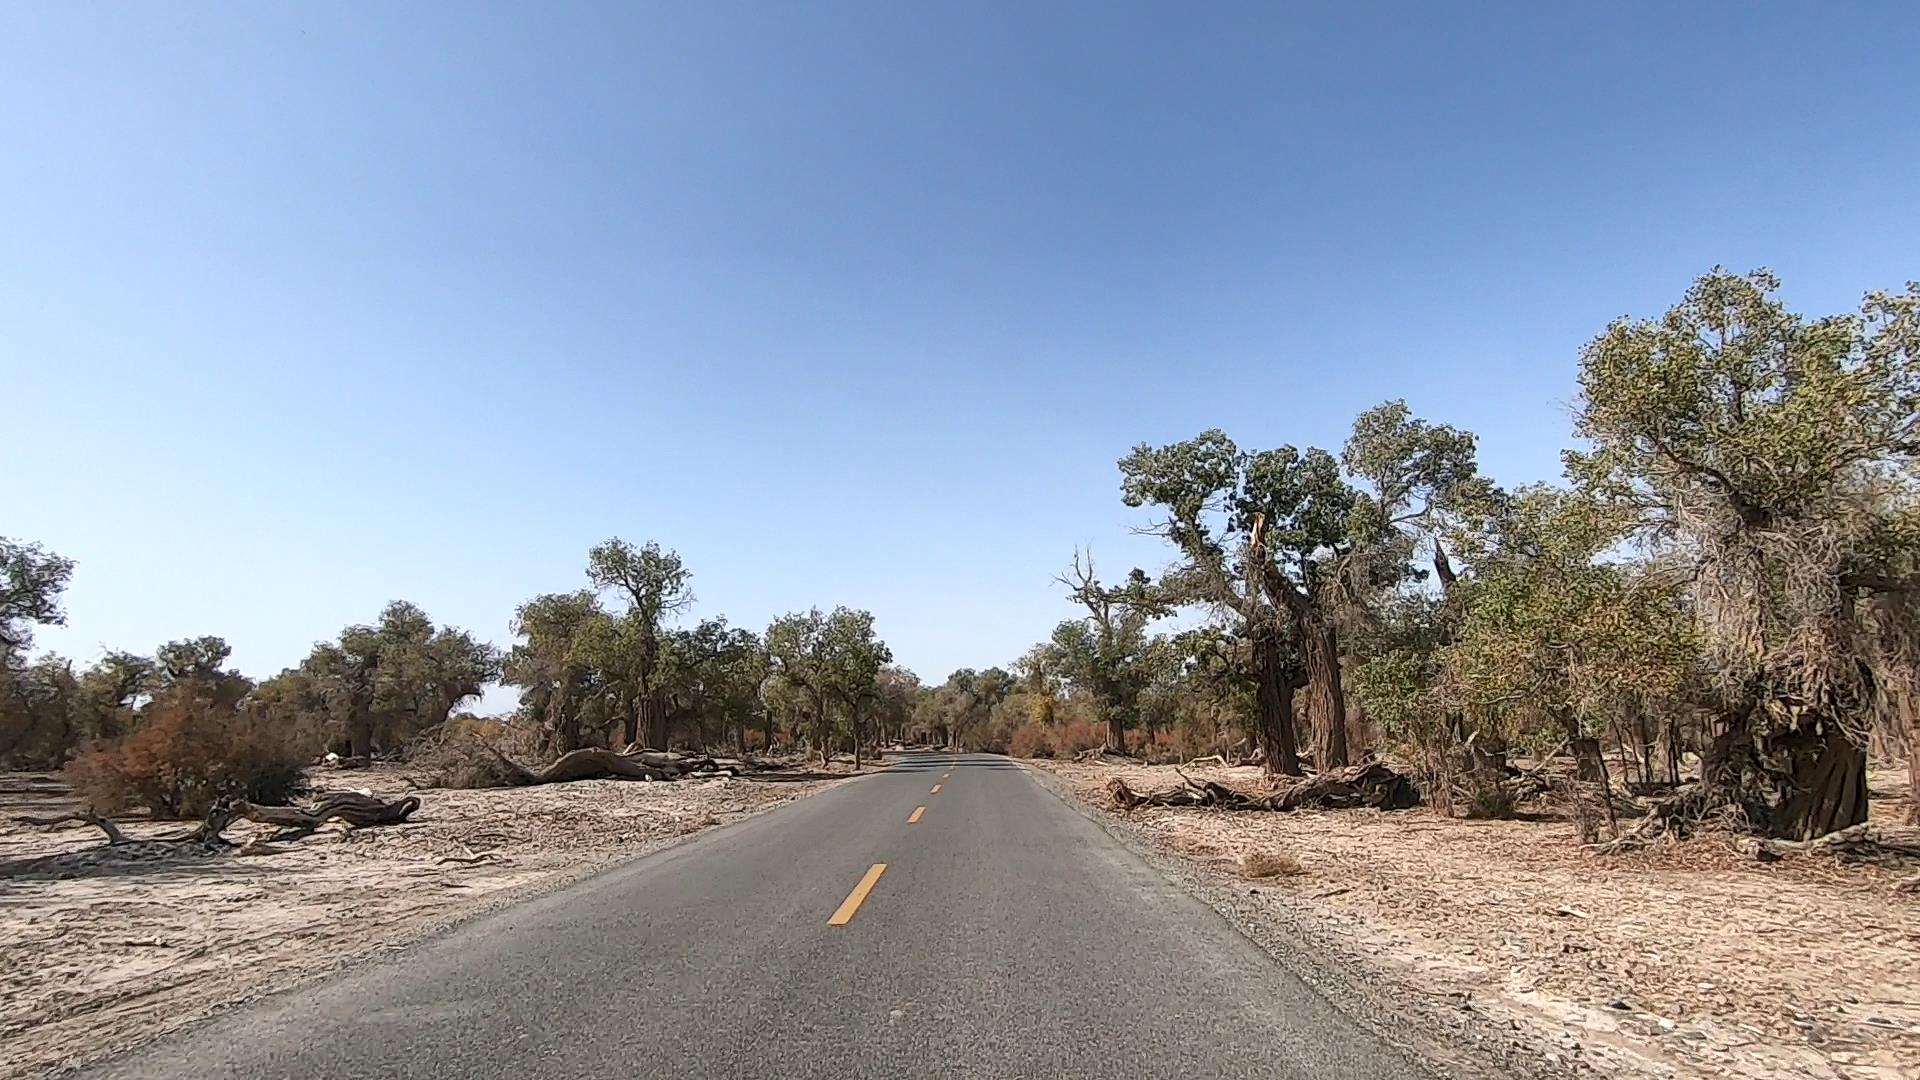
[1037,759,1920,1080]
[0,765,853,1078]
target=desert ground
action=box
[0,765,857,1078]
[1034,759,1920,1080]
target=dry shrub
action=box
[406,726,542,789]
[1462,774,1519,819]
[67,688,305,818]
[1051,716,1106,756]
[1239,847,1305,879]
[1008,721,1053,759]
[1172,830,1226,858]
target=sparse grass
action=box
[1238,847,1304,879]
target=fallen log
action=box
[14,809,129,845]
[235,792,422,840]
[1108,762,1420,813]
[1744,822,1920,866]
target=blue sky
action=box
[5,2,1917,706]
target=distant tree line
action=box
[0,534,901,791]
[6,268,1916,838]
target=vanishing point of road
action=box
[77,754,1439,1080]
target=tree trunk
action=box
[1302,624,1349,770]
[347,707,374,760]
[1104,707,1124,755]
[1569,734,1618,839]
[638,689,668,751]
[1900,691,1920,826]
[1777,724,1868,840]
[1252,630,1302,775]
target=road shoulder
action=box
[1020,761,1563,1080]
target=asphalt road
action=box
[78,754,1438,1079]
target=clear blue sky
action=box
[6,2,1917,706]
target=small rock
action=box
[1608,999,1631,1011]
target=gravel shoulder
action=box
[0,765,857,1078]
[1027,759,1919,1080]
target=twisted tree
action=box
[1571,268,1920,838]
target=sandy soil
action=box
[0,765,856,1078]
[1036,760,1920,1080]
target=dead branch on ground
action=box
[14,809,129,845]
[481,745,745,787]
[1107,761,1420,813]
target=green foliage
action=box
[765,607,893,757]
[269,603,502,756]
[1571,268,1920,745]
[0,536,75,656]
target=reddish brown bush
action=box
[1050,716,1107,756]
[66,688,306,818]
[1008,721,1053,758]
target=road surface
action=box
[78,754,1439,1079]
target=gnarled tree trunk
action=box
[1251,629,1302,776]
[1302,624,1350,770]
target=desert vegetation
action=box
[938,270,1920,852]
[3,267,1917,1079]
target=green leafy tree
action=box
[820,607,892,766]
[660,618,765,750]
[0,537,75,657]
[502,590,607,753]
[588,538,694,748]
[1121,434,1354,771]
[1047,551,1167,754]
[1570,268,1920,837]
[766,609,835,760]
[1436,487,1697,790]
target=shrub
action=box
[67,688,305,818]
[1239,848,1304,879]
[1461,774,1519,820]
[1008,721,1053,759]
[1051,716,1107,756]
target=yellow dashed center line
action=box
[908,806,926,824]
[930,783,941,794]
[827,863,888,926]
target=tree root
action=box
[1108,761,1420,812]
[1740,822,1920,867]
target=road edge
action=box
[43,771,868,1078]
[1018,760,1569,1080]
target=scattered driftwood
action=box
[175,793,419,846]
[484,745,739,788]
[233,792,421,841]
[14,809,129,845]
[15,792,422,858]
[1108,762,1420,813]
[1743,823,1920,867]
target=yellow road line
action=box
[930,783,941,794]
[827,863,888,926]
[908,806,926,824]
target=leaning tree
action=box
[1121,433,1360,771]
[1570,268,1920,838]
